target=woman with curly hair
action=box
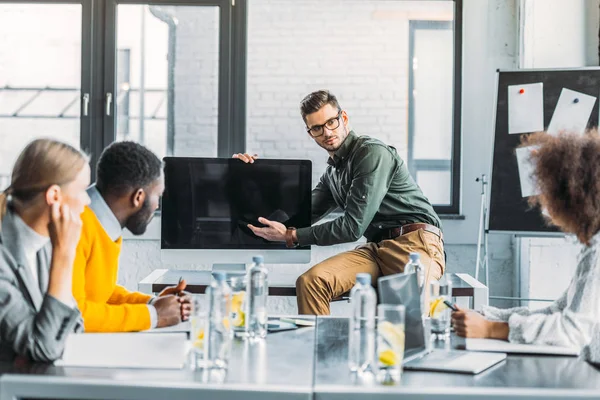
[452,131,600,351]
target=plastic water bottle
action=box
[405,252,426,318]
[245,255,269,340]
[205,271,232,369]
[348,273,377,375]
[404,252,424,290]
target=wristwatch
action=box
[285,227,299,248]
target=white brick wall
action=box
[165,0,453,185]
[167,5,220,158]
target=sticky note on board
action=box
[516,146,539,198]
[508,83,544,134]
[547,88,596,136]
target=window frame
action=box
[99,0,238,166]
[0,0,94,176]
[408,14,462,213]
[4,0,461,215]
[235,0,463,215]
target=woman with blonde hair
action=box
[452,131,600,351]
[0,138,90,362]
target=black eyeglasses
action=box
[306,111,342,137]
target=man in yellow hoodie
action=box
[73,141,190,332]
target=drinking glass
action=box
[376,304,405,385]
[229,275,247,337]
[190,294,208,369]
[429,278,452,340]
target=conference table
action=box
[1,317,599,400]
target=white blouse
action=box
[482,231,600,351]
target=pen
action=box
[177,276,183,297]
[443,300,459,312]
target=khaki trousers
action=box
[296,229,445,315]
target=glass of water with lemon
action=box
[229,276,247,337]
[190,294,208,369]
[429,277,452,340]
[376,304,405,385]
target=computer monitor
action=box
[160,157,312,267]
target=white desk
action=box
[0,320,316,400]
[1,316,598,400]
[139,270,489,311]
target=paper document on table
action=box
[516,146,539,198]
[547,88,596,136]
[464,338,578,356]
[55,332,189,369]
[508,83,544,134]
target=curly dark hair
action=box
[300,90,341,123]
[524,130,600,245]
[96,141,162,196]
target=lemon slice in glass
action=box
[429,297,448,318]
[379,321,405,348]
[231,292,246,327]
[379,349,398,366]
[193,329,205,349]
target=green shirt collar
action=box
[328,130,358,167]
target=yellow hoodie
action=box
[72,205,152,332]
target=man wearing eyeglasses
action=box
[234,90,444,315]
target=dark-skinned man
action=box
[73,142,190,332]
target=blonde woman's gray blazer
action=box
[0,209,82,362]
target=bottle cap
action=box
[409,252,420,262]
[212,271,227,282]
[252,255,264,264]
[356,273,371,285]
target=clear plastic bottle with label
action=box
[348,273,377,375]
[245,255,269,340]
[404,252,426,317]
[205,271,232,369]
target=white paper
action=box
[547,88,596,135]
[465,338,578,356]
[508,83,544,134]
[516,146,539,198]
[55,332,189,369]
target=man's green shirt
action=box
[296,131,442,246]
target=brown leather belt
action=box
[377,223,443,242]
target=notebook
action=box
[404,349,506,374]
[55,332,189,369]
[463,338,579,356]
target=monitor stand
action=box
[212,263,247,277]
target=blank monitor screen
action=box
[161,157,312,251]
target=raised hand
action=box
[232,153,259,164]
[247,217,287,242]
[47,203,83,303]
[48,203,82,256]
